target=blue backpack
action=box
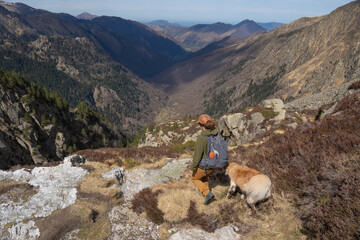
[199,134,228,169]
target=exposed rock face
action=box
[109,205,160,240]
[0,156,88,239]
[0,69,126,170]
[170,225,241,240]
[260,99,286,123]
[55,132,66,159]
[218,99,287,145]
[120,158,191,200]
[285,81,357,111]
[138,119,200,148]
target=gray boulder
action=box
[63,154,87,166]
[120,158,191,201]
[170,225,240,240]
[218,99,286,145]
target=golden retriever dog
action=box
[226,162,271,211]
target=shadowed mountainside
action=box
[0,2,188,79]
[0,69,126,169]
[0,2,172,132]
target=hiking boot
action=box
[204,192,215,205]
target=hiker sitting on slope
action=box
[189,114,218,205]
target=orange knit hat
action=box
[197,114,212,125]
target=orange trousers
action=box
[191,168,215,197]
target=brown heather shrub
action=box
[36,206,82,240]
[131,188,165,224]
[231,93,360,239]
[76,146,180,166]
[0,180,38,203]
[216,203,256,235]
[348,80,360,90]
[186,200,217,232]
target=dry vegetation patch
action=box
[231,92,360,239]
[146,171,304,239]
[36,199,112,240]
[75,146,181,170]
[0,180,38,203]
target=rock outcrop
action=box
[0,69,126,170]
[138,118,201,148]
[0,155,88,239]
[120,158,191,200]
[170,225,241,240]
[218,99,289,145]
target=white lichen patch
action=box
[0,161,88,239]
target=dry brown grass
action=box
[134,156,169,170]
[152,170,305,239]
[36,199,112,240]
[36,204,83,240]
[243,193,306,240]
[0,180,38,203]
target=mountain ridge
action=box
[147,19,266,51]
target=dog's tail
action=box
[244,174,271,204]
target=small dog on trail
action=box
[226,162,271,212]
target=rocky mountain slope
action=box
[151,1,360,119]
[0,1,171,132]
[1,86,358,239]
[137,99,308,149]
[0,69,126,170]
[148,19,266,51]
[0,2,187,79]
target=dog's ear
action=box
[225,164,231,175]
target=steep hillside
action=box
[2,87,357,239]
[0,2,188,79]
[151,1,360,119]
[0,2,168,132]
[0,69,126,170]
[148,20,266,51]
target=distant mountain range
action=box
[147,19,267,51]
[147,19,282,30]
[151,1,360,117]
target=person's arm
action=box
[190,136,206,171]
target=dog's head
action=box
[225,162,238,176]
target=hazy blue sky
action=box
[4,0,354,25]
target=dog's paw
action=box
[240,194,245,200]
